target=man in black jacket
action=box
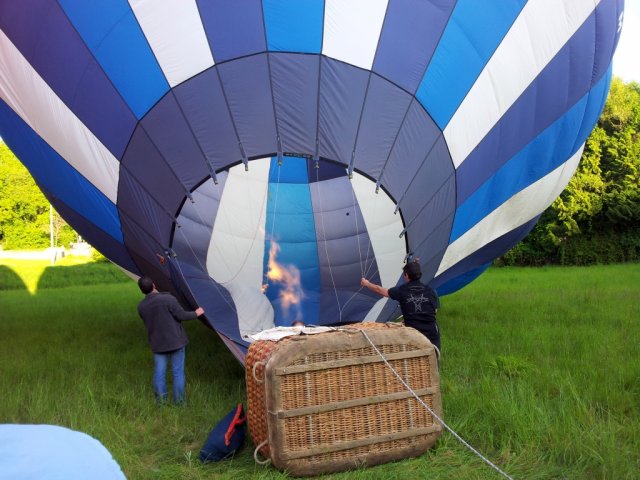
[137,276,204,404]
[360,261,441,354]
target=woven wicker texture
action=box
[245,323,442,476]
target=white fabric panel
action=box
[0,31,120,202]
[444,0,601,167]
[352,172,405,289]
[363,297,389,322]
[322,0,389,70]
[129,0,214,87]
[436,146,584,276]
[206,159,274,336]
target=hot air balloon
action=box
[0,0,624,361]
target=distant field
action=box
[0,260,638,479]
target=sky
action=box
[613,0,640,82]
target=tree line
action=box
[1,77,638,263]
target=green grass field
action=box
[0,259,638,479]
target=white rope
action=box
[356,328,515,480]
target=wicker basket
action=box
[245,323,442,476]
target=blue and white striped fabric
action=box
[0,0,624,362]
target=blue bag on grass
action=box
[199,404,246,463]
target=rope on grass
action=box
[356,328,515,480]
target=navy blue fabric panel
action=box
[433,216,540,294]
[173,69,242,172]
[217,54,277,159]
[271,53,319,157]
[402,169,456,280]
[310,177,381,324]
[380,100,447,203]
[141,93,210,190]
[455,7,606,206]
[318,58,370,165]
[308,159,347,183]
[180,274,242,347]
[592,0,624,84]
[373,0,455,94]
[117,169,174,250]
[121,128,186,217]
[434,263,491,296]
[198,0,266,63]
[396,136,454,227]
[0,99,123,243]
[354,74,414,179]
[122,225,176,293]
[0,0,136,158]
[44,188,139,275]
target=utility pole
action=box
[50,204,55,265]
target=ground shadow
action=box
[0,265,28,291]
[37,262,130,290]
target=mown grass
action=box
[0,261,638,479]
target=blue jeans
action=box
[153,347,186,404]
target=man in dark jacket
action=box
[137,276,204,404]
[360,261,441,354]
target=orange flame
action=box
[263,240,304,318]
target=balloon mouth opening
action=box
[171,154,407,334]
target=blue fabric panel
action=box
[573,68,612,152]
[269,155,308,183]
[416,0,526,129]
[455,5,614,207]
[262,0,323,53]
[373,0,455,94]
[354,74,414,179]
[173,69,242,172]
[433,216,539,295]
[380,99,447,204]
[451,70,612,242]
[217,54,278,158]
[44,187,139,275]
[264,157,320,326]
[58,0,169,119]
[0,0,136,158]
[308,158,347,183]
[310,176,381,324]
[0,99,123,244]
[141,93,210,191]
[120,127,187,218]
[198,0,266,63]
[318,58,370,165]
[0,425,126,480]
[271,53,319,157]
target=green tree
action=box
[0,142,76,249]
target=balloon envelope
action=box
[0,0,624,361]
